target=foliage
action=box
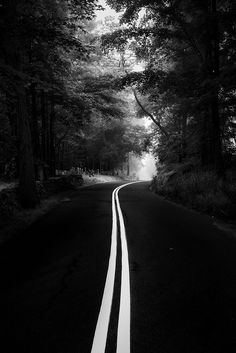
[1,0,235,210]
[104,0,236,173]
[0,0,103,206]
[53,14,150,173]
[80,113,148,171]
[151,168,236,220]
[0,0,152,207]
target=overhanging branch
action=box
[132,88,169,137]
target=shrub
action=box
[151,167,236,220]
[43,174,84,193]
[0,188,20,224]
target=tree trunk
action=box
[200,110,213,166]
[49,94,56,176]
[179,115,187,163]
[209,0,223,174]
[17,87,38,207]
[40,90,49,179]
[30,83,41,179]
[3,0,38,206]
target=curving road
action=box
[1,182,236,353]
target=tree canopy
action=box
[0,0,151,206]
[0,0,235,206]
[103,0,236,171]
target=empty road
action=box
[1,182,236,353]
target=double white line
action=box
[91,182,137,353]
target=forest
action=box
[0,0,236,218]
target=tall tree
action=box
[104,0,236,173]
[0,0,100,205]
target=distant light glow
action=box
[129,153,156,181]
[131,63,144,72]
[96,0,121,21]
[143,117,152,128]
[137,153,156,180]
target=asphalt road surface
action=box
[1,181,236,353]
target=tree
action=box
[104,0,236,174]
[52,14,150,173]
[0,0,100,206]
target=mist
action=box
[129,153,156,181]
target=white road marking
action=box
[90,188,118,353]
[115,184,131,353]
[90,182,139,353]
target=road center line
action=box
[90,182,139,353]
[90,186,118,353]
[115,184,131,353]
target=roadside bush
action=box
[194,191,234,218]
[43,174,83,193]
[151,167,236,220]
[0,174,84,226]
[0,188,20,224]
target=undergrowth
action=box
[151,168,236,221]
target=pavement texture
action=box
[0,182,236,353]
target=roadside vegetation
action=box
[102,0,236,221]
[0,0,149,217]
[0,0,236,227]
[150,165,236,221]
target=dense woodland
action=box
[104,0,236,167]
[0,0,236,210]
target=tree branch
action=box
[123,66,169,137]
[132,87,169,137]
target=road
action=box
[1,181,236,353]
